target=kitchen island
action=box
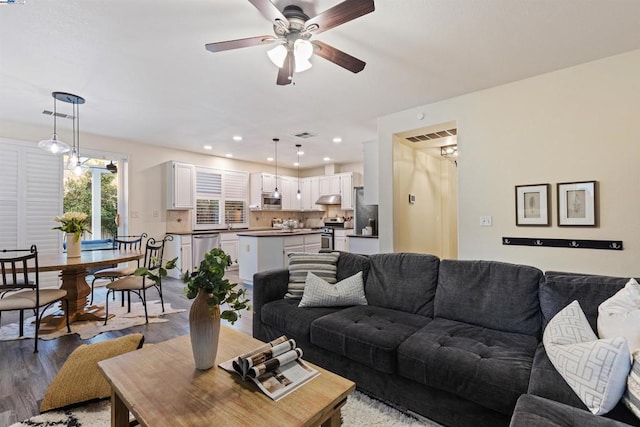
[238,229,322,285]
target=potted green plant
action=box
[182,247,250,370]
[53,211,91,258]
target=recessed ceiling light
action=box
[203,145,213,150]
[225,153,233,158]
[267,157,274,162]
[323,157,331,161]
[233,136,242,141]
[294,162,299,166]
[332,137,342,143]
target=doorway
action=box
[62,151,128,246]
[392,123,458,259]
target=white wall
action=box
[378,49,640,276]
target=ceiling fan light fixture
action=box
[267,44,287,68]
[294,39,313,61]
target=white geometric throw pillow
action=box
[543,300,631,415]
[298,271,367,308]
[598,278,640,355]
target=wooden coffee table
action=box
[98,327,355,427]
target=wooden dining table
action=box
[37,249,144,333]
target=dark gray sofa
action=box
[252,253,639,427]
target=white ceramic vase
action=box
[189,288,221,370]
[66,233,82,258]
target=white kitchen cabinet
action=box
[283,234,321,266]
[164,234,193,279]
[238,235,285,285]
[301,176,322,211]
[362,140,379,205]
[219,232,239,269]
[288,177,302,211]
[281,176,301,211]
[319,175,341,196]
[348,236,379,255]
[250,172,278,208]
[334,229,353,252]
[338,172,362,210]
[166,161,195,210]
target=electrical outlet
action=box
[131,211,139,219]
[153,210,159,218]
[480,216,492,226]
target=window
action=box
[194,167,248,229]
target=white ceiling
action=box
[1,0,639,169]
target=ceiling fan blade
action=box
[205,35,275,53]
[249,0,289,26]
[276,51,294,85]
[304,0,375,35]
[311,41,366,73]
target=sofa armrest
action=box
[510,394,633,427]
[252,268,289,337]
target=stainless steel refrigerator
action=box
[353,186,378,235]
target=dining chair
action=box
[89,233,148,305]
[104,235,172,325]
[0,245,71,353]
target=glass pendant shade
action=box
[267,39,313,73]
[267,44,287,68]
[296,189,301,200]
[72,160,86,176]
[38,133,70,154]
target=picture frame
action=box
[515,184,550,226]
[557,181,597,226]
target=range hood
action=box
[315,194,342,205]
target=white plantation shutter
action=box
[223,171,248,227]
[0,139,63,287]
[193,168,249,229]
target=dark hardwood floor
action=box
[0,270,252,426]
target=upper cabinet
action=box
[319,175,341,196]
[362,141,379,205]
[166,161,195,210]
[338,172,362,210]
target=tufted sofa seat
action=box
[252,253,640,427]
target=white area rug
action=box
[0,300,185,341]
[10,391,440,427]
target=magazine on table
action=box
[219,335,319,401]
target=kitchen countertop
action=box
[166,228,272,235]
[236,229,323,237]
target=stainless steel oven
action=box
[320,227,334,250]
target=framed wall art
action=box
[515,184,550,226]
[557,181,597,226]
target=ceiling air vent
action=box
[405,128,457,143]
[294,132,316,139]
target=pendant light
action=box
[272,138,280,199]
[38,93,71,155]
[50,92,86,176]
[295,144,302,200]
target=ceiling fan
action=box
[205,0,375,85]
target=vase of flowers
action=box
[182,248,250,370]
[53,212,90,258]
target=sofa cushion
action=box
[435,259,543,337]
[310,305,431,374]
[335,251,370,283]
[509,394,631,427]
[364,253,439,317]
[261,299,342,340]
[543,300,631,415]
[397,317,538,415]
[599,278,640,354]
[623,351,640,421]
[299,271,367,308]
[285,252,339,299]
[542,271,630,331]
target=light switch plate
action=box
[480,216,492,226]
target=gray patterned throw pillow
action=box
[298,271,367,308]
